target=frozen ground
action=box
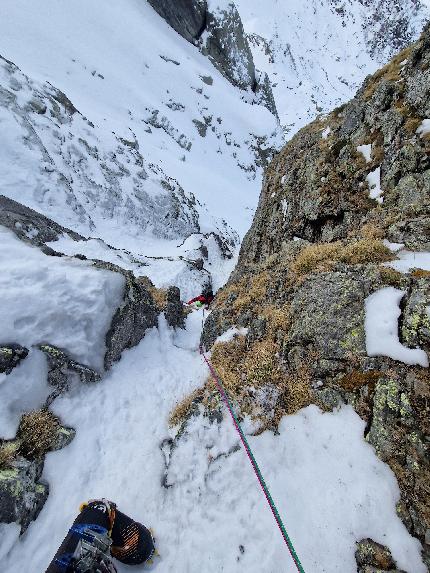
[1,313,426,573]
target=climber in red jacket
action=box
[187,286,214,308]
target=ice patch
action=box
[281,198,289,217]
[365,287,429,367]
[321,126,331,139]
[383,239,405,253]
[385,250,430,273]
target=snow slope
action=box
[1,314,425,572]
[0,0,280,246]
[0,228,124,371]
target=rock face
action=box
[0,345,28,375]
[202,24,430,568]
[39,344,101,404]
[238,25,430,264]
[0,458,48,532]
[203,2,256,91]
[164,286,186,329]
[99,262,159,370]
[0,195,83,249]
[355,538,400,572]
[146,0,207,43]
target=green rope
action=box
[201,347,306,573]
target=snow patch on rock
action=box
[214,326,248,344]
[365,287,429,367]
[417,118,430,136]
[367,167,383,203]
[357,143,372,163]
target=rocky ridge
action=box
[200,23,430,570]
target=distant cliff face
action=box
[146,0,207,44]
[146,0,278,117]
[202,24,430,569]
[235,0,430,132]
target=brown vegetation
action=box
[411,269,430,279]
[337,370,382,392]
[360,222,385,240]
[363,45,412,99]
[0,442,16,470]
[379,267,405,288]
[169,388,204,427]
[290,239,394,276]
[137,276,168,310]
[18,409,60,459]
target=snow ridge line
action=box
[199,345,306,573]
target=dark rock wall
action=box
[146,0,207,43]
[237,23,430,271]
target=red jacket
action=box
[187,294,214,305]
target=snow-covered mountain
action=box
[0,1,429,572]
[234,0,430,132]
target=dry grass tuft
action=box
[137,276,168,311]
[261,304,291,337]
[411,269,430,279]
[209,336,311,425]
[213,272,271,320]
[341,239,393,265]
[363,45,412,99]
[18,409,60,459]
[404,117,423,134]
[272,367,312,426]
[360,222,385,240]
[290,242,342,276]
[379,266,405,288]
[291,239,393,276]
[150,287,168,311]
[169,388,204,427]
[0,442,17,470]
